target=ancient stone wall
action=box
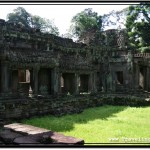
[0,19,150,120]
[0,96,103,124]
[0,93,150,124]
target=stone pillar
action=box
[135,63,139,90]
[146,67,150,91]
[148,67,150,92]
[47,43,50,51]
[88,73,92,93]
[51,67,59,95]
[112,72,116,92]
[74,73,79,95]
[33,67,39,95]
[1,61,9,93]
[88,73,97,94]
[58,73,62,94]
[35,41,38,50]
[11,70,19,93]
[93,72,97,93]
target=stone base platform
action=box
[0,123,84,146]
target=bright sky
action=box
[0,3,137,35]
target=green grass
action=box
[22,105,150,145]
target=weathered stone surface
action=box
[4,123,49,135]
[4,123,23,129]
[13,136,40,144]
[26,129,49,135]
[51,132,84,144]
[24,131,83,144]
[2,124,84,145]
[0,18,150,121]
[0,129,23,143]
[0,140,5,145]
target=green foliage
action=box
[7,7,59,36]
[70,8,102,41]
[125,3,150,52]
[139,46,150,53]
[102,7,128,30]
[7,7,31,29]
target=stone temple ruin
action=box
[0,18,150,121]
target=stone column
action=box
[33,67,39,95]
[88,73,92,93]
[148,67,150,92]
[146,67,150,91]
[51,67,59,95]
[58,72,62,94]
[93,72,97,93]
[1,61,9,93]
[74,73,79,95]
[47,43,50,51]
[111,72,116,92]
[88,73,97,94]
[35,41,38,50]
[135,63,139,90]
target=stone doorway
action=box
[97,72,102,91]
[61,73,75,94]
[0,62,1,93]
[139,66,147,90]
[79,74,89,93]
[38,68,52,95]
[11,69,31,95]
[116,71,123,85]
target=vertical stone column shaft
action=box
[88,72,97,93]
[93,72,97,93]
[1,61,9,93]
[74,73,79,95]
[51,67,59,95]
[88,73,92,93]
[33,67,39,95]
[146,67,150,91]
[134,63,139,90]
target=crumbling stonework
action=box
[0,18,150,120]
[0,123,84,145]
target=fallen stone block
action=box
[0,129,23,144]
[13,136,40,145]
[3,123,84,145]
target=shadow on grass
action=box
[22,105,128,132]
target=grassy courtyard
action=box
[22,105,150,145]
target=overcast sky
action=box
[0,3,137,35]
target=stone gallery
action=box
[0,18,150,120]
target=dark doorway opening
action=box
[116,71,123,85]
[0,62,1,93]
[79,74,89,93]
[61,73,75,94]
[38,68,52,95]
[18,69,31,96]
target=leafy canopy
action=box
[70,8,102,42]
[7,7,59,36]
[125,3,150,52]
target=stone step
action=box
[2,123,84,145]
[4,123,49,135]
[0,129,23,144]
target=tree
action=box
[70,8,102,43]
[125,3,150,52]
[102,7,128,30]
[42,19,59,36]
[31,16,59,35]
[7,7,59,36]
[7,7,32,29]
